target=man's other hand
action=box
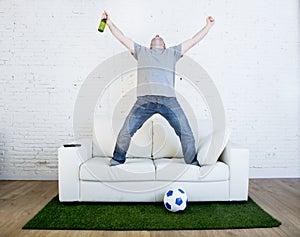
[206,16,215,27]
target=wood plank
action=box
[249,179,300,237]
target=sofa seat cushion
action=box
[154,158,229,182]
[80,157,155,181]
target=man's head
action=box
[150,35,166,49]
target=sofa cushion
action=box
[197,127,231,166]
[154,158,229,182]
[93,116,152,158]
[80,157,155,181]
[152,116,213,159]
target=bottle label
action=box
[98,19,106,32]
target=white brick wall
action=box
[0,0,299,179]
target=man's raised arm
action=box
[103,11,135,54]
[181,16,215,56]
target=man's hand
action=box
[181,16,215,55]
[101,11,107,20]
[102,10,112,26]
[206,16,215,28]
[102,11,108,20]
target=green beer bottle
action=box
[98,18,106,32]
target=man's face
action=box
[150,35,166,49]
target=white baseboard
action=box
[0,174,58,180]
[250,167,300,178]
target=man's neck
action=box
[151,47,164,50]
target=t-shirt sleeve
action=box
[131,42,142,60]
[171,43,183,62]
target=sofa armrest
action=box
[58,137,92,202]
[219,140,249,201]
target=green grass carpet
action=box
[23,196,281,230]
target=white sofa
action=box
[58,70,249,202]
[58,118,249,202]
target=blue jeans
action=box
[113,95,199,165]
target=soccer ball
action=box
[163,187,188,213]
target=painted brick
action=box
[0,0,299,179]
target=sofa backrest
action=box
[92,72,213,158]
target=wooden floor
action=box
[0,179,299,237]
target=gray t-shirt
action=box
[131,42,183,97]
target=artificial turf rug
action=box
[23,195,281,230]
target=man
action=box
[102,11,215,166]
